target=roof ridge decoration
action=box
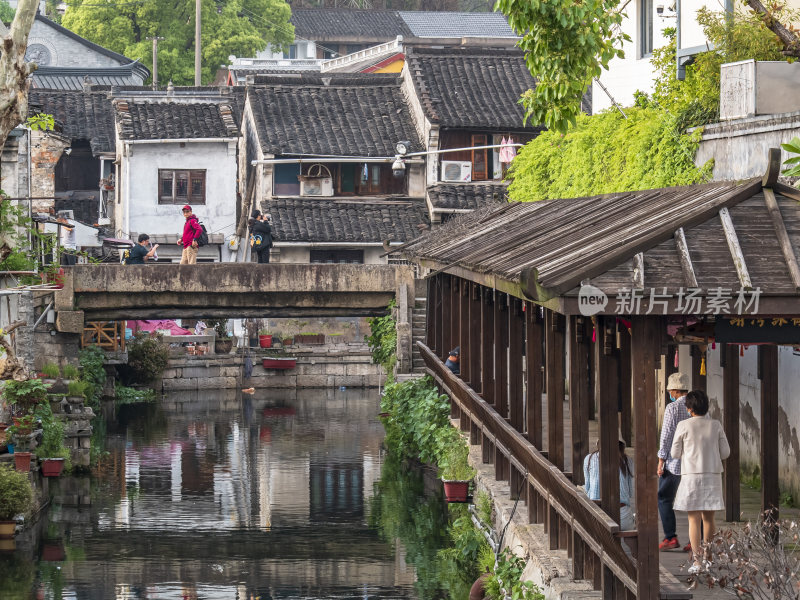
[218,103,238,137]
[113,98,133,140]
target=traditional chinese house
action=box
[397,150,800,599]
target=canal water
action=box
[2,387,456,600]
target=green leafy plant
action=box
[366,300,397,376]
[485,548,544,600]
[114,383,156,405]
[34,402,71,467]
[0,464,34,520]
[67,380,88,398]
[41,363,60,379]
[495,0,628,133]
[2,378,49,412]
[61,364,80,380]
[781,136,800,177]
[118,332,169,385]
[5,414,37,449]
[258,329,272,336]
[79,345,106,407]
[207,319,231,339]
[437,426,476,481]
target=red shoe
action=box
[683,542,692,553]
[659,537,680,550]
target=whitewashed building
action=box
[113,99,241,262]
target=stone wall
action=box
[30,129,69,214]
[160,343,383,391]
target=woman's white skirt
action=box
[673,473,724,512]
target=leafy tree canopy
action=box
[62,0,294,85]
[494,0,629,133]
[0,1,15,23]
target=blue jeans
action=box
[658,469,681,540]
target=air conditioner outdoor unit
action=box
[441,160,472,183]
[300,177,333,196]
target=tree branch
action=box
[746,0,800,57]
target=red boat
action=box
[262,357,297,370]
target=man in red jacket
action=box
[177,205,202,264]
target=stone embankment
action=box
[160,343,384,391]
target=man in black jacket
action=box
[249,210,273,263]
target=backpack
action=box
[121,248,131,265]
[196,221,209,247]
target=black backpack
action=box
[196,222,209,247]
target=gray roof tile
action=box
[406,47,540,130]
[291,9,410,41]
[427,182,508,210]
[399,11,517,38]
[114,101,240,140]
[248,74,423,156]
[29,90,116,155]
[266,197,430,243]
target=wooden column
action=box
[426,276,435,352]
[526,302,543,449]
[494,292,509,418]
[460,281,470,384]
[545,309,565,470]
[619,327,632,446]
[509,298,525,432]
[569,316,590,486]
[760,344,779,520]
[665,344,678,378]
[596,316,620,525]
[441,275,452,354]
[450,277,460,356]
[481,288,494,404]
[722,343,740,522]
[469,283,482,390]
[434,275,444,356]
[691,344,707,393]
[630,315,661,600]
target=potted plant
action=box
[282,336,294,346]
[0,465,33,537]
[208,319,233,354]
[438,428,475,503]
[66,380,87,405]
[262,350,297,370]
[61,364,79,382]
[40,363,60,383]
[258,329,273,349]
[3,378,49,414]
[35,403,70,477]
[6,414,37,472]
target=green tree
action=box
[62,0,294,85]
[0,1,15,22]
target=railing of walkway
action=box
[420,342,638,598]
[81,321,126,351]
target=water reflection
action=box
[9,387,434,599]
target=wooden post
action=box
[596,316,620,525]
[460,281,470,384]
[526,302,543,448]
[760,345,779,521]
[435,275,444,356]
[509,298,524,432]
[569,316,590,486]
[481,288,494,404]
[441,275,451,355]
[494,292,509,418]
[665,344,678,378]
[470,283,482,390]
[630,315,661,600]
[450,278,460,359]
[545,309,565,470]
[426,276,435,351]
[722,343,740,522]
[619,327,632,446]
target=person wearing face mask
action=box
[657,372,691,551]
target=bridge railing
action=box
[82,321,126,352]
[418,342,638,597]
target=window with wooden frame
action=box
[158,169,206,204]
[471,134,488,180]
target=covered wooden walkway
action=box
[399,151,800,599]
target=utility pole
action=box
[148,36,165,89]
[194,0,201,86]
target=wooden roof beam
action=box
[633,252,644,289]
[719,207,753,290]
[674,227,698,288]
[763,187,800,291]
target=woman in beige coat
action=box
[670,389,730,574]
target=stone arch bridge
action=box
[52,263,415,371]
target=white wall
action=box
[119,140,238,261]
[255,40,316,60]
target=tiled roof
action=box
[399,11,517,38]
[406,47,540,130]
[29,90,116,155]
[291,9,410,41]
[114,101,240,140]
[32,63,150,91]
[265,197,430,243]
[247,74,422,156]
[427,182,508,210]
